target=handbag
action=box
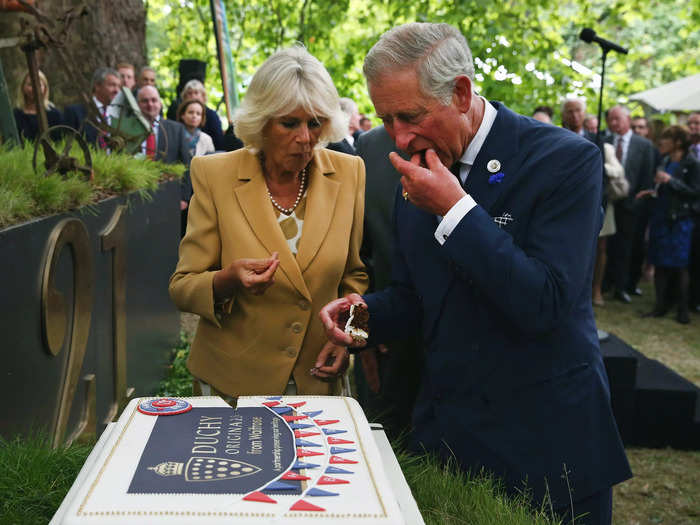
[603,143,629,201]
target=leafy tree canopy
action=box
[146,0,699,126]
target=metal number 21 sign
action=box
[41,205,134,448]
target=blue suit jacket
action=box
[365,102,631,508]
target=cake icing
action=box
[55,396,405,524]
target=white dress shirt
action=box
[434,97,498,245]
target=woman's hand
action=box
[635,189,656,200]
[318,293,367,348]
[654,170,671,184]
[311,341,349,381]
[213,252,279,300]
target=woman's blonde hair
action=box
[18,70,53,111]
[234,45,347,151]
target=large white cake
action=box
[54,396,407,524]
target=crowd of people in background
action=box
[11,62,376,232]
[11,61,700,325]
[533,100,700,324]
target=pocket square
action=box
[494,213,513,228]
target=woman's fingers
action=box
[312,343,348,379]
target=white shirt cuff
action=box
[434,194,477,245]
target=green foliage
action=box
[156,331,195,397]
[0,142,183,229]
[0,435,92,525]
[146,0,699,125]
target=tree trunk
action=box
[0,0,146,110]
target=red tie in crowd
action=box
[146,132,156,159]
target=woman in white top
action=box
[177,99,215,159]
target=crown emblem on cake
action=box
[148,461,184,477]
[148,457,262,482]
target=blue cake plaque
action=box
[128,407,295,494]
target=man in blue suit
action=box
[64,67,121,147]
[318,22,631,524]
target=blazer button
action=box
[291,322,303,333]
[298,300,310,311]
[285,346,297,358]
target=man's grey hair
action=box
[561,98,586,114]
[139,66,156,76]
[606,105,630,119]
[92,67,120,91]
[136,84,161,101]
[363,22,475,105]
[234,45,346,151]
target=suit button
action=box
[291,322,303,333]
[285,346,297,358]
[298,300,310,310]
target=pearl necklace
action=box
[267,167,307,215]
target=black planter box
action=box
[0,180,181,444]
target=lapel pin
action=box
[487,159,501,173]
[488,171,505,184]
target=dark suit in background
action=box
[606,133,656,296]
[155,118,191,167]
[327,138,356,155]
[154,118,192,235]
[364,103,631,510]
[63,103,99,145]
[354,126,422,439]
[13,107,63,142]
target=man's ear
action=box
[453,75,472,113]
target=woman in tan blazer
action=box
[169,46,368,397]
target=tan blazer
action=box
[169,148,368,396]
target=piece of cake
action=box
[338,303,369,343]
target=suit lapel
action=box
[296,152,340,273]
[467,102,520,215]
[422,103,520,336]
[156,120,167,162]
[233,152,310,300]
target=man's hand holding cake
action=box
[319,293,369,349]
[314,293,369,378]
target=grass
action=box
[0,435,93,525]
[398,453,560,525]
[595,280,700,386]
[594,279,700,525]
[0,141,183,229]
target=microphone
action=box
[579,28,628,54]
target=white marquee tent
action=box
[629,73,700,112]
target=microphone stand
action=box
[593,46,611,343]
[594,47,610,148]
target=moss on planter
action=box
[0,142,184,228]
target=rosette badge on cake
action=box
[338,303,369,343]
